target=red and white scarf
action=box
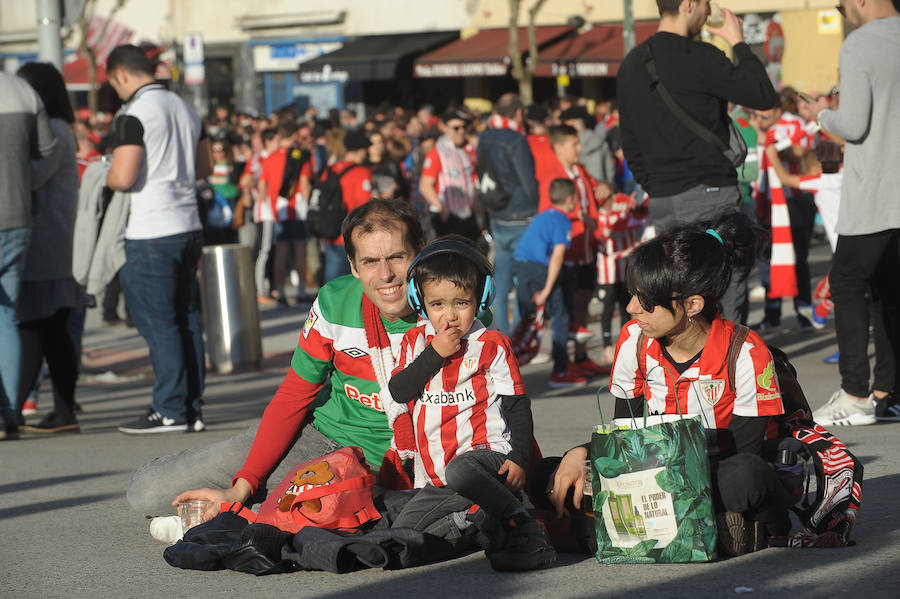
[760,148,798,299]
[487,114,525,134]
[362,293,417,490]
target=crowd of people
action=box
[2,0,898,577]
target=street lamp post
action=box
[623,0,635,54]
[36,0,63,69]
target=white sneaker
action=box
[149,516,183,544]
[813,390,876,426]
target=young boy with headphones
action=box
[387,237,556,572]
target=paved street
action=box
[3,240,899,598]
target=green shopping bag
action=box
[589,403,718,563]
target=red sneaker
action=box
[549,367,587,388]
[21,398,38,416]
[574,357,610,377]
[567,324,595,343]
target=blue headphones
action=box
[406,239,496,320]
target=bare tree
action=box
[507,0,548,106]
[65,0,128,114]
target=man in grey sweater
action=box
[0,71,57,439]
[803,0,900,426]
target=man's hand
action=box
[431,321,462,357]
[172,479,252,522]
[532,288,550,307]
[548,446,588,518]
[498,460,526,493]
[707,9,744,47]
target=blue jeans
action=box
[324,243,351,283]
[121,231,205,422]
[514,259,569,374]
[0,227,30,422]
[490,222,528,335]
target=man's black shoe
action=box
[118,408,188,434]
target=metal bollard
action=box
[200,244,262,373]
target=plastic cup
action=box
[583,460,593,496]
[177,500,212,533]
[707,3,725,28]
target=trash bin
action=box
[200,244,262,374]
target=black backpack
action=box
[724,326,863,547]
[475,149,510,212]
[307,164,363,240]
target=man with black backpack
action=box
[617,0,779,323]
[309,129,373,282]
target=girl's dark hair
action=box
[626,212,767,321]
[16,62,75,124]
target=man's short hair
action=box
[261,128,277,144]
[106,44,155,76]
[342,199,425,263]
[495,93,523,119]
[549,178,576,205]
[656,0,682,17]
[549,124,578,147]
[276,119,297,138]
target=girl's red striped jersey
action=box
[609,318,784,433]
[392,320,526,487]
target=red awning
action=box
[534,21,658,78]
[63,54,107,90]
[414,26,572,78]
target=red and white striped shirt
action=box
[392,320,525,487]
[609,318,784,432]
[596,194,646,285]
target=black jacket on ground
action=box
[617,32,779,197]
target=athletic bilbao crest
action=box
[697,379,725,406]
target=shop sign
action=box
[414,61,508,78]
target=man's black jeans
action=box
[830,229,900,397]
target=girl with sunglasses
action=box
[536,212,794,556]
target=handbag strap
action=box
[642,44,729,153]
[725,324,750,391]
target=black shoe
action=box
[118,408,188,434]
[489,514,558,572]
[20,411,80,434]
[750,319,781,333]
[1,421,20,440]
[875,391,900,421]
[716,511,766,557]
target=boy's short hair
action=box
[261,128,277,143]
[799,150,821,175]
[409,235,484,296]
[549,124,578,147]
[549,178,576,205]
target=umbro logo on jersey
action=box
[341,347,368,359]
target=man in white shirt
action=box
[104,45,213,434]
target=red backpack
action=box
[237,446,381,534]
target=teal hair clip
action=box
[706,228,724,245]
